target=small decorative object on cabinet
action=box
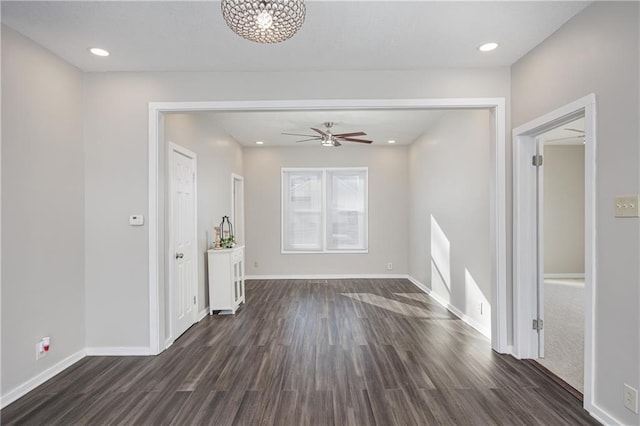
[213,226,222,249]
[207,246,245,315]
[219,215,235,248]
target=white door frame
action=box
[167,142,199,344]
[512,94,596,409]
[231,173,245,247]
[148,98,508,354]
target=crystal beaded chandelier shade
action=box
[221,0,306,44]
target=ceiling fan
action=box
[282,122,373,147]
[545,127,585,143]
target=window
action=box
[282,168,368,253]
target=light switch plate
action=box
[129,215,144,226]
[615,195,640,218]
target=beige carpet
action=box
[537,278,584,393]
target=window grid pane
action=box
[283,171,323,251]
[326,171,367,250]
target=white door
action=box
[535,139,545,358]
[169,143,198,340]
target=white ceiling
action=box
[1,1,591,72]
[2,1,591,148]
[173,109,449,146]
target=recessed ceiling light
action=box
[255,141,264,145]
[89,47,110,57]
[388,140,396,144]
[479,42,499,52]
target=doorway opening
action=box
[148,98,508,356]
[513,94,596,411]
[536,117,586,395]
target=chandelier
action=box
[221,0,306,44]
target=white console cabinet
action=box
[207,246,245,315]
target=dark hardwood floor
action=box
[2,279,598,425]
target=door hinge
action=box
[532,319,544,331]
[193,296,196,305]
[532,155,543,167]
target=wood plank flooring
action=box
[1,279,598,425]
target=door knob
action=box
[175,252,184,259]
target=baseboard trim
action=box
[0,348,86,409]
[544,273,585,279]
[246,274,409,280]
[406,275,430,294]
[163,309,209,351]
[85,347,151,356]
[164,337,174,351]
[585,401,622,426]
[407,276,491,340]
[197,308,208,322]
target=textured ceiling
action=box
[1,1,590,72]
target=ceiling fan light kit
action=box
[283,122,373,147]
[221,0,306,44]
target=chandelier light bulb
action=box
[256,11,274,30]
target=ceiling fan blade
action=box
[565,128,585,134]
[311,127,328,137]
[338,137,373,144]
[295,138,320,143]
[333,131,366,138]
[282,133,319,138]
[546,136,585,142]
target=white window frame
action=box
[281,167,369,254]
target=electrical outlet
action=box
[254,261,259,268]
[35,337,51,360]
[624,384,638,413]
[36,341,46,360]
[387,262,393,270]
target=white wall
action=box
[511,2,639,424]
[164,113,243,315]
[83,68,510,348]
[243,146,408,277]
[543,145,585,275]
[1,26,85,396]
[409,110,492,335]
